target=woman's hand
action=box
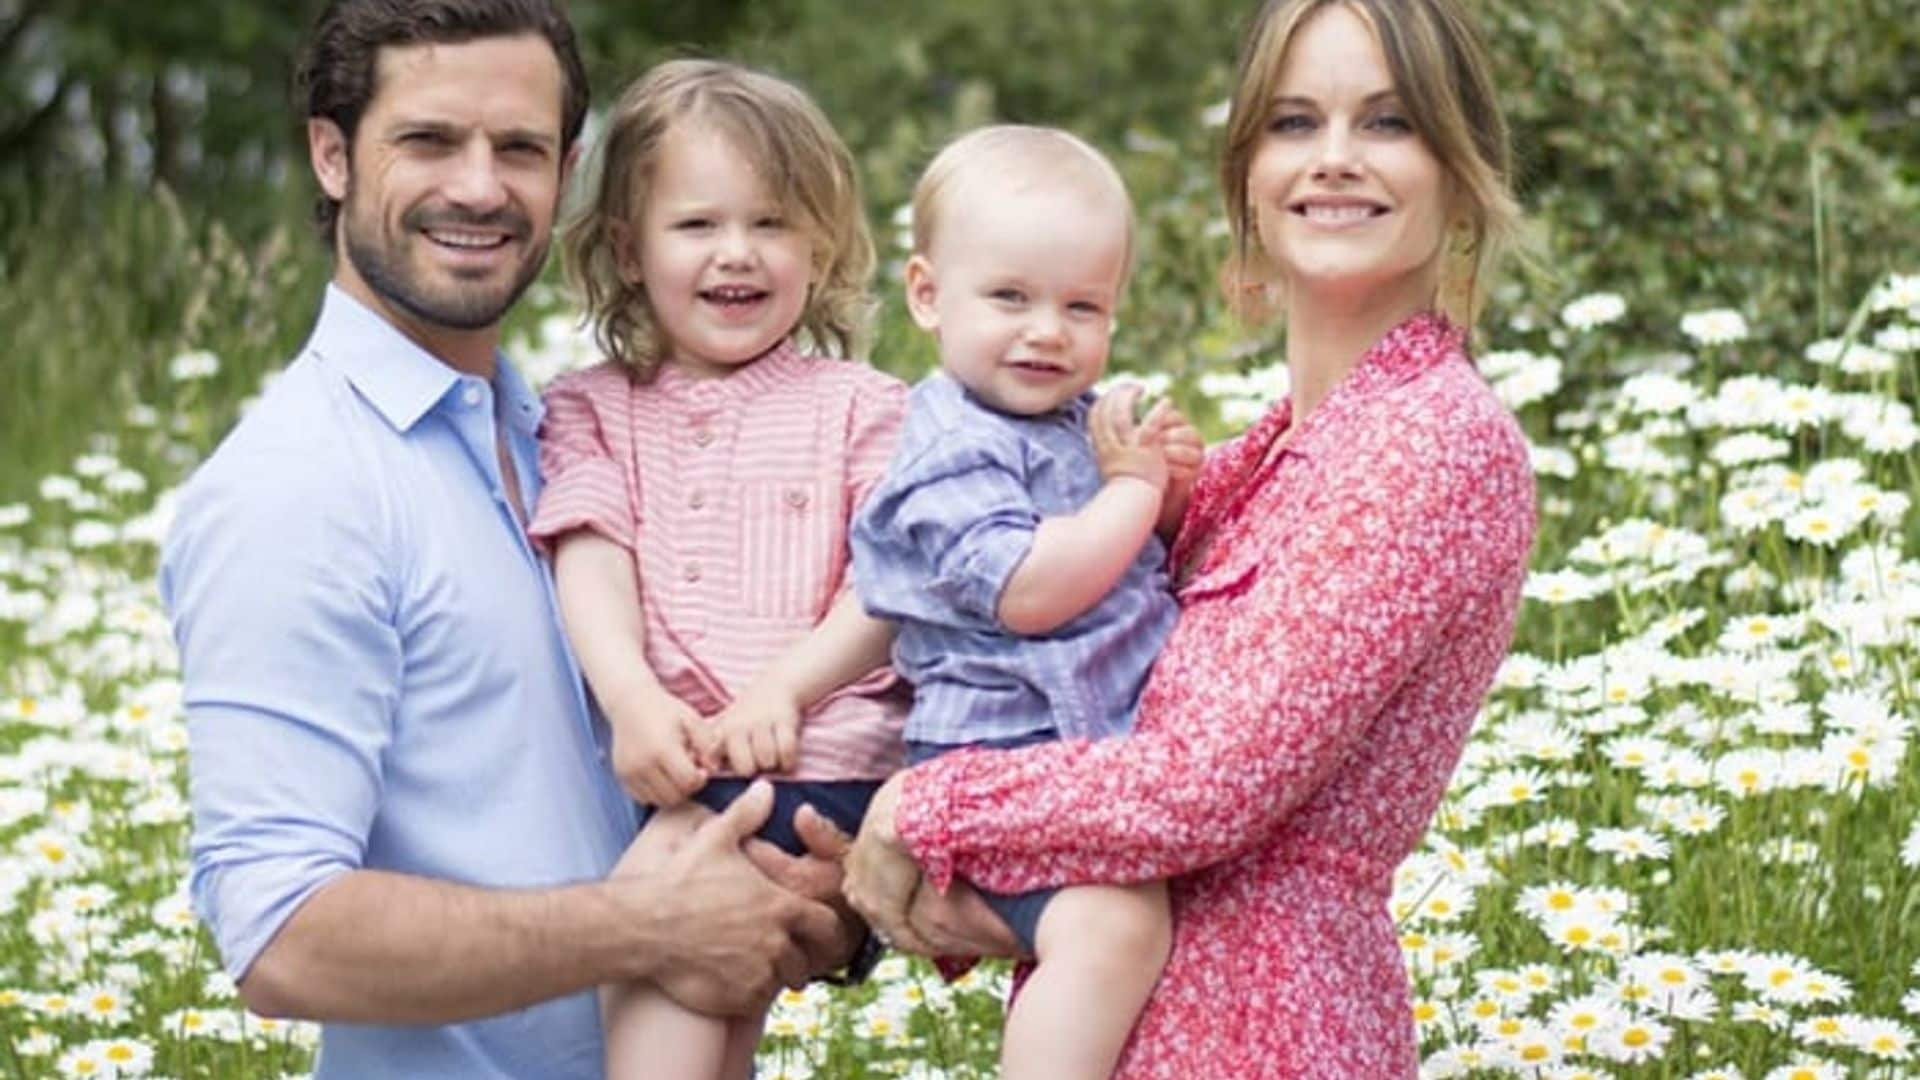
[843,774,941,954]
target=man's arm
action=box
[242,782,841,1021]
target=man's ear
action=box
[902,254,941,332]
[308,117,351,202]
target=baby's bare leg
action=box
[1001,881,1171,1080]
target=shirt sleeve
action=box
[895,411,1536,895]
[527,369,636,552]
[865,431,1041,628]
[844,374,908,515]
[162,455,402,981]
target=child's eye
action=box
[754,215,788,230]
[674,217,713,231]
[989,288,1026,304]
[1069,300,1106,317]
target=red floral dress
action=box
[897,313,1537,1078]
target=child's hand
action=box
[708,678,804,776]
[1090,385,1170,491]
[607,691,710,807]
[1143,403,1205,534]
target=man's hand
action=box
[606,690,709,807]
[707,677,804,776]
[1090,385,1171,491]
[621,782,841,1016]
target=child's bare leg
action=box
[718,1016,765,1079]
[601,803,752,1080]
[1000,881,1171,1080]
[601,981,735,1079]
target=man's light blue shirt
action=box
[161,285,636,1078]
[850,372,1178,747]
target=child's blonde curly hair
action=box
[564,59,875,381]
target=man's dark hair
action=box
[295,0,590,242]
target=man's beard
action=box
[342,198,548,332]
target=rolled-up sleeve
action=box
[161,459,401,980]
[859,436,1038,628]
[528,368,636,552]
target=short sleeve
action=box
[856,431,1040,628]
[844,374,908,514]
[528,368,636,553]
[162,455,403,979]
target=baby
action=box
[851,125,1200,1080]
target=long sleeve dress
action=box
[895,313,1537,1078]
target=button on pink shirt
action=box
[529,344,909,781]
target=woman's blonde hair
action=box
[910,124,1135,277]
[563,58,875,381]
[1219,0,1523,325]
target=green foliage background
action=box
[3,0,1916,500]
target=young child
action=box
[850,125,1202,1080]
[529,59,906,1080]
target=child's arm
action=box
[996,390,1169,636]
[709,591,897,775]
[552,531,711,806]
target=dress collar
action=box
[1169,311,1467,572]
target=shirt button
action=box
[784,488,809,509]
[682,563,702,583]
[461,384,483,407]
[692,428,713,447]
[688,491,706,510]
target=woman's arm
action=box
[874,408,1536,898]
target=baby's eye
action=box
[674,217,713,231]
[1068,300,1106,317]
[754,214,788,230]
[989,288,1026,304]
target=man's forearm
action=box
[240,868,657,1023]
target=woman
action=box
[844,0,1537,1074]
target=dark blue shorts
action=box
[689,777,881,856]
[907,730,1060,956]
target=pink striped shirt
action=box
[528,343,910,781]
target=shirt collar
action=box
[649,339,811,407]
[309,283,536,434]
[1276,309,1467,461]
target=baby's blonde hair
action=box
[564,59,875,381]
[910,124,1135,277]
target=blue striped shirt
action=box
[850,372,1178,746]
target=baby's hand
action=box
[1151,401,1204,485]
[708,677,804,776]
[607,691,710,807]
[1090,384,1170,491]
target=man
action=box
[160,2,847,1074]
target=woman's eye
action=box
[1368,112,1415,134]
[1267,113,1313,134]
